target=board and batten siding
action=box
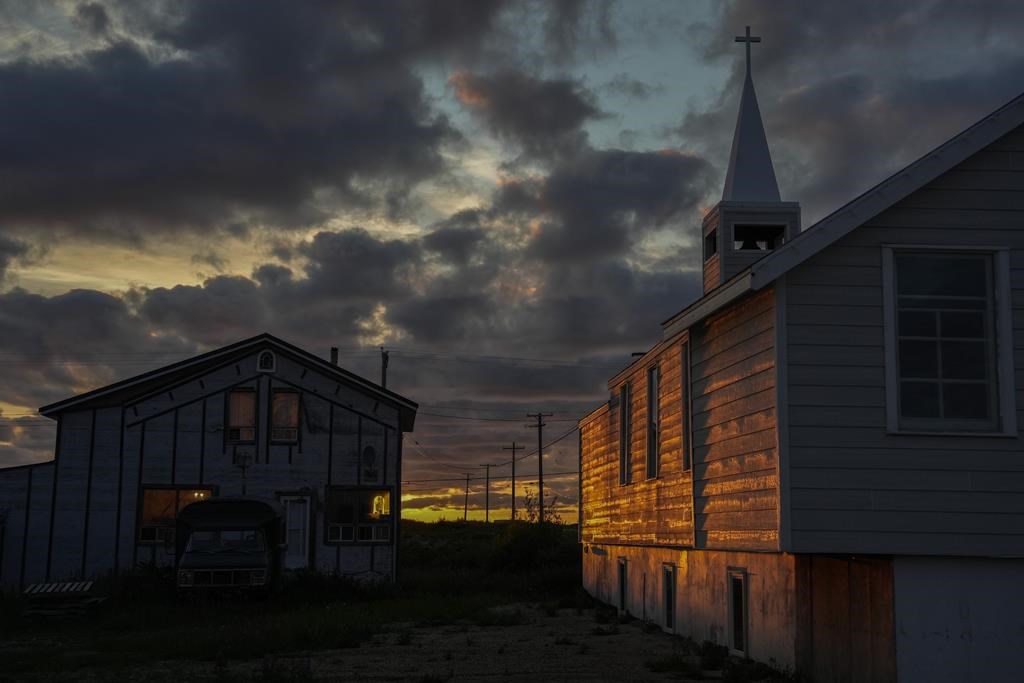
[784,123,1024,556]
[0,344,406,591]
[690,287,778,551]
[580,334,694,547]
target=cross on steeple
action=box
[735,26,761,75]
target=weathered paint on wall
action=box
[893,556,1024,683]
[0,342,407,591]
[581,330,694,547]
[691,287,778,551]
[582,544,798,670]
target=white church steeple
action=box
[700,26,800,294]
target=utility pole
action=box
[380,346,390,388]
[503,441,523,520]
[463,473,470,522]
[480,464,492,523]
[526,413,553,523]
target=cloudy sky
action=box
[2,0,1023,521]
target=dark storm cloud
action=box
[0,1,526,241]
[451,70,603,160]
[681,0,1024,223]
[603,73,663,101]
[0,235,31,282]
[73,2,110,36]
[512,148,712,263]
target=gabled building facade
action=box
[580,31,1024,683]
[0,333,417,590]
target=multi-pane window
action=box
[646,365,660,479]
[228,390,256,442]
[894,252,998,430]
[618,383,632,485]
[325,488,392,543]
[271,390,299,442]
[139,486,213,542]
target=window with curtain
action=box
[271,391,299,442]
[228,390,256,442]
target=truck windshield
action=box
[186,529,266,553]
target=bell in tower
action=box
[702,26,800,294]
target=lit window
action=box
[893,252,999,431]
[271,391,299,442]
[228,391,256,442]
[325,488,392,544]
[139,487,212,543]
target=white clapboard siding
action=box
[784,123,1024,556]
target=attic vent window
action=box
[733,224,784,251]
[257,351,276,373]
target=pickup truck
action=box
[175,497,284,595]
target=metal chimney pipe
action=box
[330,347,338,365]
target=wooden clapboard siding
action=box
[785,122,1024,556]
[580,334,694,547]
[691,288,778,551]
[704,253,721,293]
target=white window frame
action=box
[882,245,1017,436]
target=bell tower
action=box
[702,26,800,294]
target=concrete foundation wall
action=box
[894,556,1024,683]
[583,544,797,670]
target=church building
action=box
[579,27,1024,683]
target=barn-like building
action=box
[0,333,417,590]
[579,29,1024,683]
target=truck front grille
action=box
[192,569,266,587]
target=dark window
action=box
[663,566,676,629]
[362,446,378,482]
[228,390,256,443]
[681,342,691,471]
[729,570,747,654]
[894,252,998,430]
[646,365,660,479]
[138,486,213,543]
[619,383,632,485]
[704,230,718,260]
[325,488,392,544]
[257,350,276,372]
[271,391,299,442]
[618,559,628,613]
[733,224,784,251]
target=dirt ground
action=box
[27,605,709,682]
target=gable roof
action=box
[663,89,1024,340]
[38,333,419,431]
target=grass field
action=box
[0,521,583,679]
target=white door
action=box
[281,496,310,570]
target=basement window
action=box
[733,224,784,251]
[325,488,392,544]
[727,568,748,655]
[618,558,628,614]
[663,565,676,630]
